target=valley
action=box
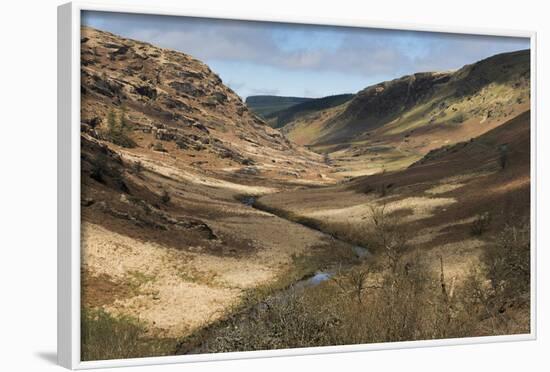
[79,26,531,360]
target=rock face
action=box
[340,72,452,125]
[339,50,529,130]
[80,26,324,179]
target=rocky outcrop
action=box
[169,81,204,97]
[80,26,324,183]
[337,72,452,126]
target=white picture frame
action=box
[57,1,537,369]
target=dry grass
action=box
[185,220,530,353]
[81,308,177,361]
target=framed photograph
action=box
[58,1,537,369]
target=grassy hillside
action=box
[203,110,531,352]
[80,26,336,361]
[283,50,530,164]
[245,95,313,118]
[79,26,531,358]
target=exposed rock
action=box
[135,85,157,99]
[175,135,205,151]
[102,42,124,49]
[236,166,260,176]
[161,96,191,111]
[177,70,204,80]
[83,116,102,128]
[88,73,122,98]
[81,26,325,186]
[279,170,300,178]
[154,128,177,141]
[110,45,130,58]
[192,123,209,133]
[236,105,246,116]
[212,91,228,103]
[169,81,204,97]
[81,197,95,207]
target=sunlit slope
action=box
[283,50,530,157]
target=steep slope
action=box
[80,26,341,350]
[259,109,530,280]
[245,95,313,118]
[283,50,530,174]
[265,93,354,129]
[80,27,327,182]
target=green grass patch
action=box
[81,308,176,361]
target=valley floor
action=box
[81,110,531,360]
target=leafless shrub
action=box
[131,160,144,174]
[498,144,509,170]
[455,222,530,334]
[183,218,529,353]
[376,182,393,197]
[471,212,491,236]
[332,267,378,304]
[369,204,409,273]
[484,223,530,311]
[160,190,171,205]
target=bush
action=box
[176,215,530,354]
[160,190,170,204]
[484,223,530,310]
[498,144,509,170]
[377,183,389,197]
[103,108,136,148]
[471,212,491,236]
[369,204,409,272]
[89,153,128,192]
[131,160,144,174]
[110,166,130,193]
[455,222,531,335]
[191,253,480,353]
[90,153,109,183]
[152,142,167,152]
[452,112,465,124]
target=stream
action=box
[177,194,372,354]
[239,195,370,288]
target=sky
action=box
[82,11,530,99]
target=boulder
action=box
[135,85,157,99]
[169,81,204,97]
[192,123,210,133]
[89,74,122,98]
[154,128,177,141]
[161,96,191,111]
[237,166,260,176]
[177,70,204,80]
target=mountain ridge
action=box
[283,49,530,151]
[245,95,313,118]
[80,26,327,182]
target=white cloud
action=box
[82,11,530,96]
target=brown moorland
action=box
[79,26,531,360]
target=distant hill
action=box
[245,95,313,118]
[265,94,354,128]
